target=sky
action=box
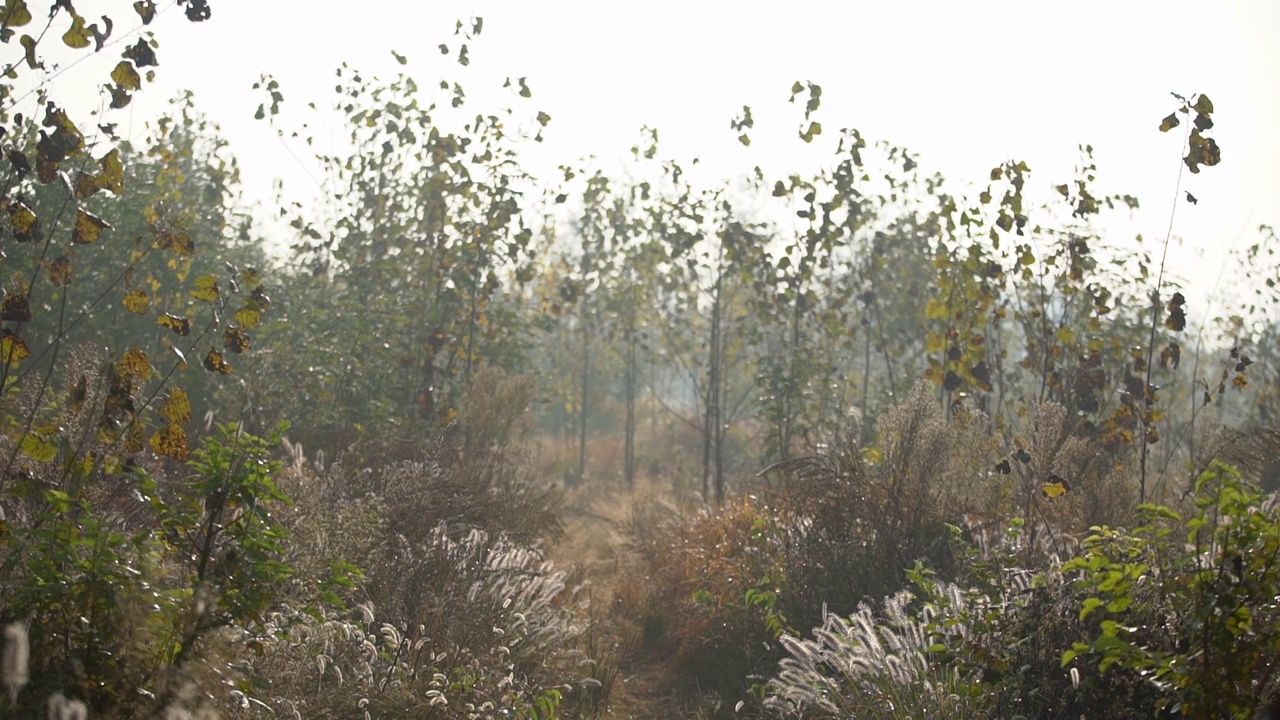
[28,0,1280,318]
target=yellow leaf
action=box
[1042,477,1071,499]
[8,198,40,242]
[123,422,144,453]
[1,329,31,364]
[123,288,150,313]
[149,422,189,459]
[74,149,125,199]
[233,304,262,329]
[110,60,141,90]
[189,274,219,302]
[159,387,191,424]
[116,348,152,380]
[73,208,111,244]
[156,313,191,336]
[97,148,124,194]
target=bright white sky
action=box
[31,0,1280,317]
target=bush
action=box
[1063,461,1280,719]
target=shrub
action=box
[1062,461,1280,719]
[0,418,294,717]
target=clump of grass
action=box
[765,583,987,718]
[237,521,584,717]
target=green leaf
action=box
[1080,596,1105,621]
[110,60,141,91]
[2,0,32,27]
[1,329,31,364]
[62,12,93,48]
[1159,112,1180,133]
[1105,596,1134,613]
[20,432,56,462]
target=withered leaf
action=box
[7,149,30,176]
[68,373,87,412]
[203,347,232,375]
[48,255,71,286]
[132,0,155,23]
[223,326,250,353]
[8,198,41,242]
[1,292,31,321]
[123,38,156,67]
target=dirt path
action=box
[550,487,687,719]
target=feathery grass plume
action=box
[2,622,28,707]
[766,582,987,718]
[46,692,88,720]
[233,520,581,716]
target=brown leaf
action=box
[48,255,72,287]
[1,292,31,322]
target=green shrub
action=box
[1063,461,1280,719]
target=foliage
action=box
[250,31,546,443]
[0,5,1273,718]
[224,370,595,719]
[0,422,293,716]
[1062,461,1280,719]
